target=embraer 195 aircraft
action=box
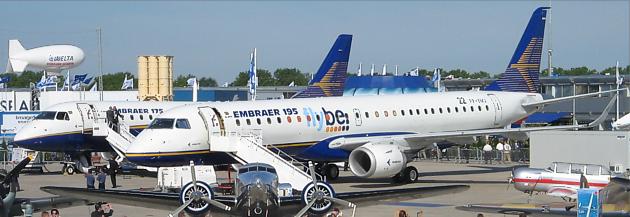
[125,7,621,183]
[13,34,353,174]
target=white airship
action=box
[6,39,85,73]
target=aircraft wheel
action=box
[403,166,419,183]
[179,181,213,215]
[324,164,339,180]
[301,182,335,214]
[65,165,75,175]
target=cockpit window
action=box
[35,112,56,120]
[56,112,69,121]
[148,118,175,129]
[175,119,191,129]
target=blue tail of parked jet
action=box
[484,7,550,93]
[292,34,352,98]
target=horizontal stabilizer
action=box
[7,59,28,73]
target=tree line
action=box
[3,65,629,90]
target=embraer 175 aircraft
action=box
[124,7,621,183]
[13,34,353,174]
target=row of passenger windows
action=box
[233,104,492,126]
[367,104,491,118]
[125,114,154,121]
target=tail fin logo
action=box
[484,7,549,93]
[292,34,352,98]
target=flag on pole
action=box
[431,68,441,83]
[90,81,98,92]
[121,74,134,90]
[221,82,229,87]
[83,77,93,85]
[63,71,70,91]
[288,81,295,87]
[186,77,197,87]
[616,61,623,86]
[72,74,87,85]
[357,63,362,76]
[395,65,398,76]
[382,64,387,76]
[370,64,375,76]
[248,48,257,100]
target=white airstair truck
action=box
[92,117,217,191]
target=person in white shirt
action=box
[503,142,512,162]
[482,142,493,164]
[495,141,504,164]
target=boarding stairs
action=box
[92,117,135,161]
[209,130,321,191]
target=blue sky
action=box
[0,1,628,83]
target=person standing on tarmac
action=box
[97,168,107,190]
[107,159,119,188]
[482,142,493,164]
[495,140,504,164]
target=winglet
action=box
[585,93,617,128]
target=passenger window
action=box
[401,110,405,116]
[355,113,360,119]
[375,111,380,117]
[256,118,261,125]
[416,109,420,115]
[306,115,312,122]
[424,109,428,115]
[149,115,153,120]
[236,119,241,126]
[277,117,282,124]
[267,117,272,124]
[316,115,321,121]
[130,115,134,120]
[447,107,451,113]
[140,115,144,120]
[470,106,475,112]
[287,116,292,123]
[486,105,490,111]
[478,106,482,111]
[175,119,191,129]
[455,107,459,113]
[384,111,389,117]
[431,108,435,114]
[439,108,443,114]
[462,106,467,112]
[297,116,302,122]
[392,110,397,116]
[365,112,369,118]
[246,119,251,125]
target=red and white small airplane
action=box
[511,162,611,200]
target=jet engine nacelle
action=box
[348,143,406,178]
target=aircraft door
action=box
[353,108,362,126]
[198,106,225,139]
[76,103,95,132]
[488,94,503,126]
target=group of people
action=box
[85,159,119,189]
[106,106,122,132]
[39,209,59,217]
[482,140,524,164]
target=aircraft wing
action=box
[40,187,236,214]
[278,184,469,209]
[330,94,615,151]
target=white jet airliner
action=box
[123,7,623,183]
[13,34,353,174]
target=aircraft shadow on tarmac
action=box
[339,165,524,188]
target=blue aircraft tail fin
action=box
[484,7,550,93]
[292,34,352,98]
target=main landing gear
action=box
[314,163,340,181]
[392,166,419,184]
